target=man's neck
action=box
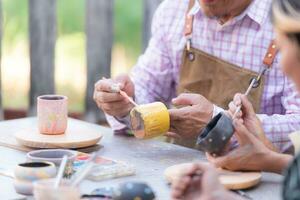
[217,0,252,25]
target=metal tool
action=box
[235,190,253,200]
[232,68,268,119]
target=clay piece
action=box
[130,102,170,139]
[197,112,234,156]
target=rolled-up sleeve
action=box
[106,1,176,132]
[258,78,300,153]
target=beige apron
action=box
[170,0,278,148]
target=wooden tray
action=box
[14,120,103,149]
[164,163,262,190]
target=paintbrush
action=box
[232,78,256,119]
[102,77,138,107]
[54,155,68,188]
[119,90,138,107]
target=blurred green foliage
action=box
[2,0,142,57]
[1,0,144,110]
[2,0,28,43]
[114,0,142,57]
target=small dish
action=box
[27,149,77,165]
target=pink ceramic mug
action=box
[37,95,68,135]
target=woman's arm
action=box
[207,119,292,174]
[263,151,293,174]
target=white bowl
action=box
[14,161,57,195]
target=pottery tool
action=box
[234,190,253,200]
[110,82,138,107]
[130,102,170,139]
[120,90,138,107]
[14,119,102,149]
[102,77,138,107]
[164,163,262,190]
[232,78,257,119]
[54,155,68,188]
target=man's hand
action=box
[93,75,135,118]
[167,93,213,139]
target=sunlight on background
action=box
[1,0,143,113]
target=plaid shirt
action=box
[107,0,300,153]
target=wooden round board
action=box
[14,121,103,149]
[164,163,262,190]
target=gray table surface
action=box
[0,118,283,200]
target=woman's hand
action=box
[207,119,292,174]
[171,163,241,200]
[228,93,263,137]
[228,93,277,151]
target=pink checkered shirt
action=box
[107,0,300,153]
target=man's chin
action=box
[201,0,218,5]
[202,10,223,19]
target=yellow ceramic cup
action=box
[130,102,170,139]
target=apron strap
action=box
[184,0,195,37]
[263,40,278,68]
[184,0,196,51]
[251,40,279,88]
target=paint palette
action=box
[73,153,136,181]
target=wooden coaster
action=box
[164,163,262,190]
[14,121,103,149]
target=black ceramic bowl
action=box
[197,112,234,156]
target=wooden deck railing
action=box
[0,0,162,123]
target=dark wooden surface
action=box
[0,118,283,199]
[142,0,162,51]
[84,0,114,123]
[29,0,56,115]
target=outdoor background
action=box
[2,0,143,113]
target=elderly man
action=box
[94,0,300,153]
